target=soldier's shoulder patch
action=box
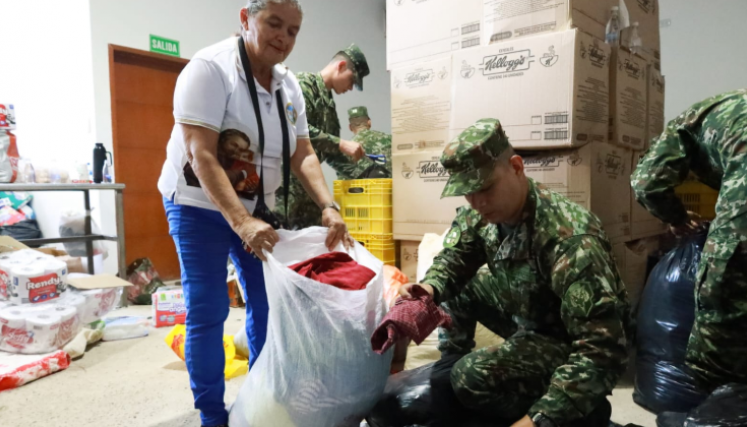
[444,227,461,248]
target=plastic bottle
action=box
[628,21,642,55]
[605,6,621,46]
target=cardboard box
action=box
[522,142,632,243]
[646,65,665,148]
[391,56,455,155]
[623,0,660,61]
[609,47,647,150]
[613,236,659,307]
[483,0,616,44]
[451,29,610,150]
[0,104,16,130]
[386,0,483,70]
[399,240,420,283]
[630,151,667,239]
[393,151,466,240]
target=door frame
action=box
[108,44,189,179]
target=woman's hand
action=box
[322,208,354,251]
[235,217,279,261]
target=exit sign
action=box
[150,35,180,57]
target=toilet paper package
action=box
[23,312,61,354]
[1,249,68,304]
[0,288,121,354]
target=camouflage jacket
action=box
[423,178,631,424]
[631,89,747,225]
[330,129,392,180]
[296,72,341,159]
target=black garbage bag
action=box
[656,384,747,427]
[633,231,709,414]
[357,163,391,179]
[0,219,42,241]
[366,354,501,427]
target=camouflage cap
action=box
[337,44,370,91]
[348,106,370,121]
[440,118,511,198]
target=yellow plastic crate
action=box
[334,179,393,234]
[350,233,396,266]
[674,181,719,220]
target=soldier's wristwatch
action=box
[531,413,558,427]
[321,202,340,212]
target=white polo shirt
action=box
[158,37,309,212]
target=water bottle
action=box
[605,6,621,46]
[628,21,642,55]
[92,143,112,183]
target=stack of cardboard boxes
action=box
[389,0,665,302]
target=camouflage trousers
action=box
[686,173,747,389]
[273,177,323,230]
[439,267,572,422]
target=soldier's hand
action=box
[670,210,702,237]
[340,139,366,162]
[398,283,435,300]
[510,415,536,427]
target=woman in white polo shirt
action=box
[157,1,352,426]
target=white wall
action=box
[0,0,96,238]
[88,0,390,273]
[659,0,747,120]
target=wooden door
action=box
[109,45,188,280]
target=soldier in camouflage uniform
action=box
[631,89,747,391]
[399,119,631,427]
[274,44,370,229]
[330,106,392,180]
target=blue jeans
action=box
[164,198,268,426]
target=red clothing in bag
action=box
[370,285,452,355]
[289,252,376,291]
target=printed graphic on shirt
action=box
[183,129,261,200]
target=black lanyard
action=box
[237,36,290,229]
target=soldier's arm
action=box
[422,207,487,304]
[630,122,690,226]
[326,152,372,180]
[297,77,342,155]
[529,236,629,425]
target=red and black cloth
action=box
[371,285,452,355]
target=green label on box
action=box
[150,35,180,57]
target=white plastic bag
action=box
[229,227,392,427]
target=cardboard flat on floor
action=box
[451,29,610,150]
[609,47,648,150]
[646,64,665,149]
[482,0,616,44]
[630,151,667,239]
[67,274,132,290]
[399,240,420,283]
[392,151,466,241]
[386,0,483,70]
[623,0,660,61]
[522,141,632,243]
[390,56,455,155]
